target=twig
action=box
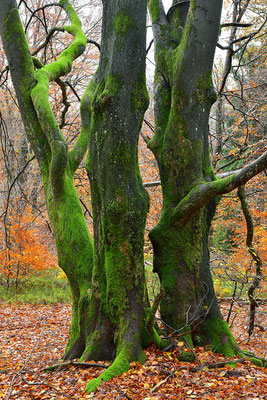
[41,360,110,372]
[183,336,200,364]
[151,373,172,393]
[227,281,238,324]
[144,180,161,188]
[87,38,101,51]
[146,39,154,55]
[221,22,253,28]
[190,357,246,372]
[6,336,43,400]
[31,27,65,56]
[18,376,74,399]
[143,118,154,133]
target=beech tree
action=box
[146,0,267,354]
[0,0,266,393]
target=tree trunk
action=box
[148,0,241,356]
[45,175,94,359]
[0,0,94,358]
[81,0,163,392]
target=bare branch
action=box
[31,27,65,56]
[146,39,154,55]
[144,180,161,188]
[24,3,60,32]
[221,22,253,28]
[41,360,109,372]
[87,38,101,51]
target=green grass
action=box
[1,262,262,305]
[0,269,72,304]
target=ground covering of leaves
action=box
[0,301,266,399]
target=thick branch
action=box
[172,151,267,224]
[148,0,167,25]
[148,0,169,51]
[0,0,50,172]
[174,0,223,93]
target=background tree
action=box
[210,0,266,335]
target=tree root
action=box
[85,344,137,393]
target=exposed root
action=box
[85,343,141,393]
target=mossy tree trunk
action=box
[0,0,94,356]
[2,0,267,392]
[148,0,267,355]
[1,1,163,391]
[81,0,163,392]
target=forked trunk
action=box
[148,0,241,356]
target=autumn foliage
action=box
[0,203,56,287]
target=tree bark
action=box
[82,0,164,392]
[0,0,94,357]
[148,0,243,355]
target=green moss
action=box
[194,72,217,104]
[178,351,195,362]
[46,174,93,299]
[204,317,241,357]
[202,148,216,180]
[172,9,193,76]
[131,74,149,113]
[148,0,160,24]
[1,6,51,178]
[94,75,121,111]
[85,344,134,393]
[249,357,264,367]
[35,0,87,82]
[81,330,102,361]
[114,13,134,34]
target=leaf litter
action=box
[0,301,266,399]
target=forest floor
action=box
[0,301,266,400]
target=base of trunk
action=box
[193,316,241,357]
[85,341,145,393]
[83,310,166,393]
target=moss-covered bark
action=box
[148,0,241,356]
[0,0,94,359]
[81,0,165,392]
[1,1,165,391]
